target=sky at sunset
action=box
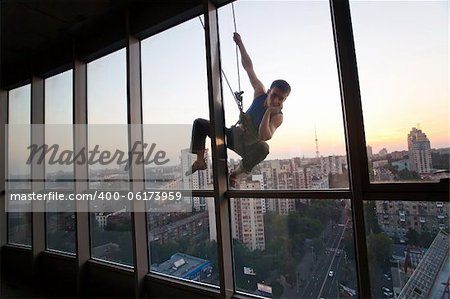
[7,0,449,174]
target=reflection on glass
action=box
[45,71,75,253]
[141,125,197,191]
[8,208,32,246]
[141,18,211,190]
[7,85,32,246]
[87,49,129,190]
[364,200,449,299]
[87,49,133,265]
[350,1,449,183]
[227,156,349,191]
[232,198,356,298]
[218,1,347,190]
[90,201,133,266]
[148,197,219,286]
[8,85,31,189]
[45,70,74,189]
[46,210,76,254]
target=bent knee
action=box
[258,142,270,157]
[193,118,210,129]
[193,118,205,126]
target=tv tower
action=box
[315,126,320,158]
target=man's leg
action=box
[238,140,269,174]
[227,128,269,186]
[187,118,211,175]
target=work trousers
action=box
[190,118,269,173]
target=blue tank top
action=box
[245,94,267,129]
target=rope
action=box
[198,15,243,113]
[232,2,241,92]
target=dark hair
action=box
[270,79,291,94]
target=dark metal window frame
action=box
[0,1,448,298]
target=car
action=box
[328,270,334,277]
[383,291,393,297]
[382,287,391,292]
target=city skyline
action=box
[5,0,449,168]
[6,122,449,176]
[2,1,448,299]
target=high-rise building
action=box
[320,155,347,175]
[181,149,212,211]
[266,198,295,215]
[251,175,267,213]
[230,181,265,251]
[407,127,432,174]
[375,201,449,237]
[366,145,373,160]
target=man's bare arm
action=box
[258,109,283,141]
[233,33,265,98]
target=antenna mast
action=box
[315,126,320,159]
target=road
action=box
[281,202,358,299]
[299,217,348,299]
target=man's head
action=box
[270,79,291,95]
[267,79,291,109]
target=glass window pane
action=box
[141,18,210,190]
[219,1,348,190]
[350,1,449,183]
[148,197,219,286]
[87,49,129,190]
[7,85,32,246]
[8,85,31,189]
[45,70,75,253]
[46,211,76,253]
[90,206,133,266]
[232,197,357,298]
[364,200,449,298]
[45,70,74,189]
[88,49,133,265]
[8,210,32,246]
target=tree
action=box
[364,202,382,234]
[233,239,273,292]
[419,231,435,248]
[431,151,450,170]
[397,169,420,180]
[304,200,339,225]
[271,281,284,299]
[405,229,420,246]
[367,233,393,268]
[343,235,355,261]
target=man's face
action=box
[267,87,289,108]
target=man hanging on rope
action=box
[186,32,291,187]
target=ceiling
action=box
[1,0,232,90]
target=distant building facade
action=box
[231,181,265,251]
[376,201,449,238]
[407,128,432,173]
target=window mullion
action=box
[329,0,371,298]
[0,90,7,248]
[73,58,90,297]
[205,1,235,297]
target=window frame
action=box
[0,1,448,299]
